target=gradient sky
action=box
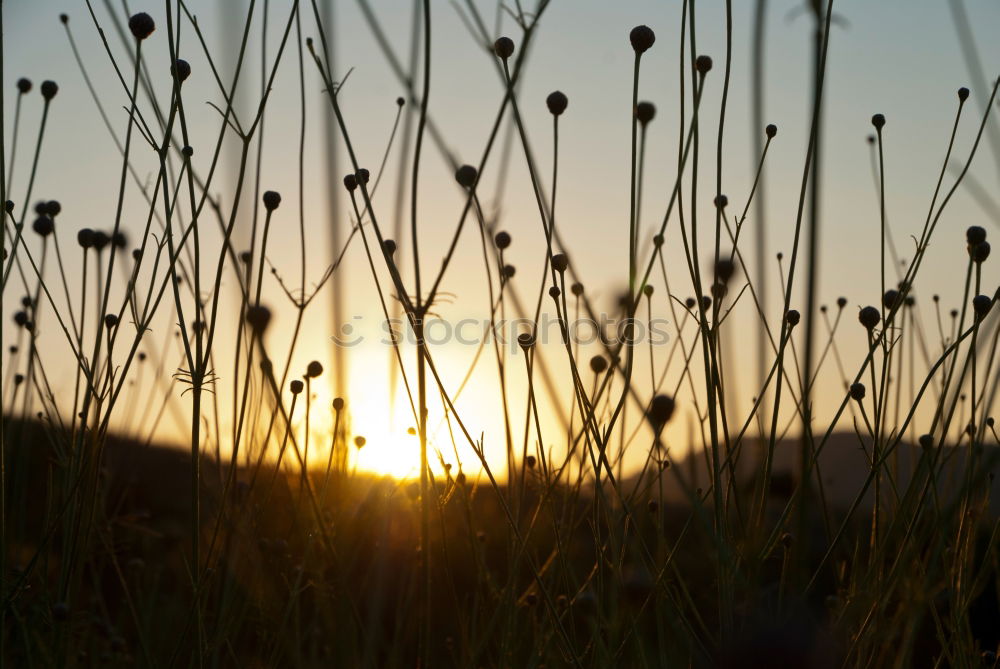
[3,0,1000,478]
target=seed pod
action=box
[104,314,119,328]
[837,297,847,309]
[871,113,885,130]
[112,232,128,249]
[40,80,58,100]
[695,55,712,74]
[171,59,191,82]
[502,264,516,279]
[785,310,800,327]
[455,164,477,188]
[883,289,900,310]
[16,78,31,94]
[357,168,370,184]
[967,226,987,246]
[629,25,655,54]
[635,101,656,124]
[493,36,514,59]
[548,285,560,298]
[958,87,970,102]
[765,124,777,138]
[571,282,584,297]
[382,239,397,256]
[182,145,193,157]
[713,194,728,209]
[685,297,697,309]
[546,91,568,116]
[13,311,28,327]
[589,355,607,374]
[858,306,880,330]
[551,253,568,273]
[246,305,272,333]
[290,380,304,394]
[4,200,13,214]
[306,361,324,377]
[45,200,61,217]
[849,382,865,401]
[643,284,654,298]
[973,294,992,319]
[494,231,511,249]
[971,241,991,264]
[32,216,54,237]
[647,394,676,428]
[343,174,357,191]
[128,12,155,40]
[262,191,281,211]
[332,397,344,411]
[715,258,735,283]
[517,332,535,349]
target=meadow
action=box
[2,0,1000,667]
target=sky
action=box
[3,0,1000,479]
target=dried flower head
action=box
[636,101,656,124]
[382,239,397,256]
[455,164,477,188]
[128,12,155,40]
[590,355,607,374]
[343,174,357,191]
[647,394,676,428]
[552,253,568,273]
[765,123,777,138]
[546,91,568,116]
[16,78,31,94]
[858,306,880,330]
[695,55,712,74]
[171,59,191,82]
[871,113,886,130]
[262,190,281,211]
[849,382,866,401]
[306,360,324,378]
[517,332,535,349]
[40,80,58,100]
[495,231,511,249]
[571,282,584,296]
[246,305,272,333]
[973,294,992,319]
[785,309,800,327]
[332,397,345,411]
[971,241,991,264]
[32,216,54,237]
[958,87,970,102]
[290,380,304,394]
[493,36,514,59]
[629,25,655,54]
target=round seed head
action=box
[589,355,607,374]
[785,309,801,327]
[343,174,357,191]
[493,36,514,59]
[171,59,191,82]
[128,12,156,40]
[502,264,516,279]
[77,228,94,248]
[849,382,866,401]
[905,295,915,307]
[765,123,778,138]
[871,113,885,130]
[16,78,31,94]
[837,296,847,309]
[552,253,568,273]
[713,194,728,209]
[357,168,370,184]
[710,283,727,300]
[629,25,655,54]
[695,55,713,74]
[92,231,110,251]
[262,190,281,211]
[4,200,13,214]
[40,80,58,100]
[354,436,366,449]
[647,394,676,427]
[290,380,304,394]
[643,284,654,298]
[548,285,560,298]
[958,87,970,102]
[306,360,324,377]
[517,332,535,349]
[685,297,696,309]
[636,101,656,124]
[396,96,405,106]
[715,258,735,283]
[239,250,251,264]
[546,90,568,116]
[13,311,28,327]
[181,145,193,158]
[652,233,664,247]
[131,248,142,260]
[112,231,127,249]
[332,397,345,411]
[382,239,397,256]
[455,164,477,188]
[32,216,54,237]
[13,374,23,385]
[571,282,584,296]
[20,296,31,308]
[494,231,511,249]
[967,225,987,246]
[973,294,992,319]
[858,306,880,330]
[45,200,61,217]
[246,305,272,333]
[918,434,934,449]
[104,313,118,328]
[971,241,991,263]
[882,289,900,310]
[988,417,995,428]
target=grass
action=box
[2,0,1000,667]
